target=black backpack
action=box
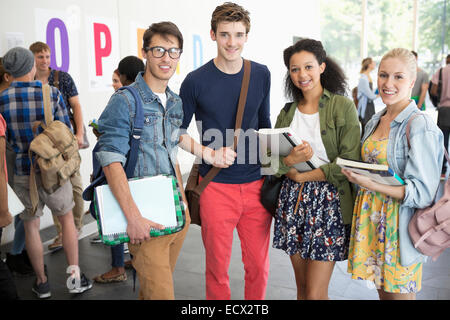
[429,68,443,107]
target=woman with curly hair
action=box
[270,38,361,300]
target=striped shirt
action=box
[0,81,71,176]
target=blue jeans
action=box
[10,216,25,255]
[111,244,124,268]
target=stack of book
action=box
[336,157,405,186]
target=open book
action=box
[257,127,328,172]
[336,157,405,186]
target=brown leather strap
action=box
[194,59,251,193]
[293,182,305,214]
[29,84,53,214]
[28,149,39,215]
[54,70,60,88]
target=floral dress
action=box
[273,179,351,261]
[347,135,422,293]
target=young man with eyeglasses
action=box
[179,2,272,300]
[95,21,190,300]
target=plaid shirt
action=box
[0,81,71,176]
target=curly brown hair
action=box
[283,38,348,102]
[211,2,250,34]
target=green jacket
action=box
[271,89,361,224]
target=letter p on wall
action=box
[93,23,112,76]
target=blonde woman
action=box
[344,48,444,300]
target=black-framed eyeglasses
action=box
[145,46,182,59]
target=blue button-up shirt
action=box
[362,100,444,266]
[96,72,183,178]
[0,81,71,176]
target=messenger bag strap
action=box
[53,70,60,89]
[194,59,251,194]
[42,84,53,126]
[29,84,53,214]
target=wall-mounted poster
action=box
[85,15,120,92]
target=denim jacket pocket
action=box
[142,113,160,143]
[167,114,182,145]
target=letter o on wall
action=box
[46,18,70,72]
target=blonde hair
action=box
[379,48,417,80]
[360,57,373,73]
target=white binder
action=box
[8,184,25,216]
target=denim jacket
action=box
[96,72,183,178]
[362,101,444,266]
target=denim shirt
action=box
[362,100,444,266]
[96,72,183,178]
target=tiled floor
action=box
[1,215,449,300]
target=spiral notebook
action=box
[94,175,185,245]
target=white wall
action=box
[0,0,320,244]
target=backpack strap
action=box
[406,112,450,164]
[82,85,144,202]
[29,84,53,214]
[119,86,144,178]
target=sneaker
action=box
[69,273,93,294]
[32,280,51,299]
[123,243,129,254]
[6,252,34,277]
[89,235,102,244]
[48,233,63,252]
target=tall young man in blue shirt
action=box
[179,2,272,300]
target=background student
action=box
[357,57,378,133]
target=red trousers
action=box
[199,177,272,300]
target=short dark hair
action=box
[143,21,183,51]
[411,50,418,58]
[211,2,250,34]
[0,57,11,86]
[118,56,145,83]
[283,38,348,102]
